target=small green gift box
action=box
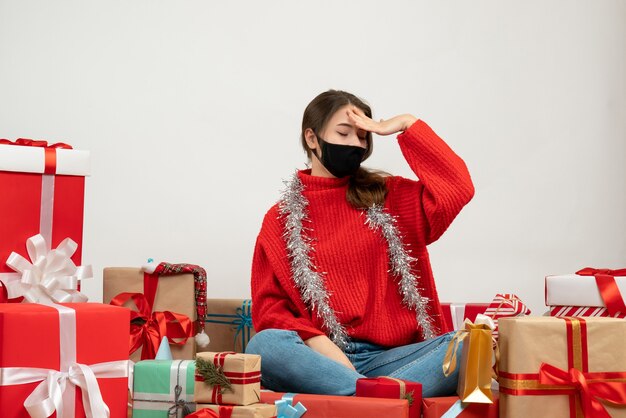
[132,359,196,418]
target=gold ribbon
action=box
[443,328,467,377]
[381,376,406,398]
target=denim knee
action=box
[244,328,361,395]
[246,329,301,357]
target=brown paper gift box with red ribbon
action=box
[356,377,422,418]
[104,266,197,361]
[0,303,131,418]
[0,139,89,299]
[546,267,626,318]
[498,316,626,418]
[194,352,261,406]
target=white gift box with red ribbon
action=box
[546,268,626,318]
[545,268,626,309]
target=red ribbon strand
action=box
[109,292,193,360]
[576,267,626,315]
[539,363,626,418]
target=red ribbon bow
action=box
[0,138,72,149]
[110,292,193,360]
[576,267,626,316]
[539,363,626,418]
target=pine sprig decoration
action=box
[403,390,414,406]
[195,357,233,393]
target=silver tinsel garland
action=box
[279,172,436,347]
[278,174,350,348]
[366,205,436,340]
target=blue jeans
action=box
[245,329,460,397]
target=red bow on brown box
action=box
[110,292,193,360]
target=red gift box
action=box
[422,394,499,418]
[0,139,89,288]
[441,303,490,332]
[356,377,421,418]
[0,303,130,417]
[260,391,409,418]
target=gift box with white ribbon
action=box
[0,139,89,298]
[0,303,131,418]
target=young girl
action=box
[246,90,474,397]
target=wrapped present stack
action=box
[193,351,276,418]
[0,139,134,417]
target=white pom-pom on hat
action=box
[195,329,210,348]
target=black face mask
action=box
[315,136,367,178]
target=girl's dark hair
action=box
[300,90,389,209]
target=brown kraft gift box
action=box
[103,267,196,361]
[194,351,261,406]
[200,299,256,353]
[498,316,626,418]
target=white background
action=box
[1,1,624,316]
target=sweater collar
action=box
[297,169,350,191]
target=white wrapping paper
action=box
[545,274,626,307]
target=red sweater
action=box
[251,120,474,347]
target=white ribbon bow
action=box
[1,360,129,418]
[4,234,91,303]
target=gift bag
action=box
[443,315,495,404]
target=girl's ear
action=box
[304,128,318,150]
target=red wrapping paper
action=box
[440,303,490,332]
[356,377,421,418]
[422,394,499,418]
[260,391,409,418]
[0,170,85,274]
[0,303,130,417]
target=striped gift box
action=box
[483,294,531,338]
[550,305,626,318]
[132,359,196,418]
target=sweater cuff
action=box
[397,119,429,143]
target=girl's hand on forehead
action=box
[347,107,418,136]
